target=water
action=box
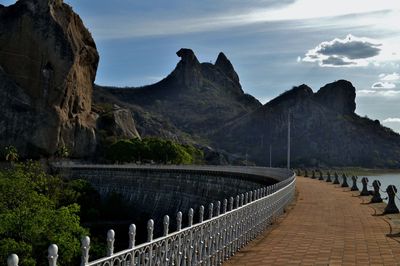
[355,173,400,206]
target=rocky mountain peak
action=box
[267,84,313,108]
[176,48,200,65]
[172,48,202,88]
[315,80,356,115]
[215,52,240,84]
[0,0,99,157]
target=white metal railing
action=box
[7,166,295,266]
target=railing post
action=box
[326,171,332,182]
[229,197,234,211]
[384,185,399,214]
[360,177,369,196]
[177,212,183,231]
[7,254,18,266]
[351,176,359,191]
[240,194,244,207]
[341,174,349,188]
[81,236,90,266]
[163,215,170,236]
[223,199,228,214]
[370,180,383,203]
[128,224,136,249]
[333,172,340,184]
[311,170,316,179]
[199,205,205,223]
[188,208,194,226]
[106,230,115,256]
[209,203,214,219]
[318,171,324,180]
[147,220,154,242]
[245,192,248,204]
[304,169,308,177]
[48,244,58,266]
[216,201,221,216]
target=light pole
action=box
[287,110,291,170]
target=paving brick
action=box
[224,176,400,265]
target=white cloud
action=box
[382,118,400,123]
[371,82,396,89]
[380,72,400,81]
[302,35,382,67]
[357,89,400,97]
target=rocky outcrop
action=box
[96,104,141,140]
[0,0,99,157]
[97,49,261,136]
[211,80,400,168]
[315,80,356,115]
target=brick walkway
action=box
[225,176,400,265]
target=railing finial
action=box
[216,201,221,216]
[209,203,214,219]
[188,208,194,226]
[7,254,18,266]
[223,199,228,214]
[81,236,90,266]
[106,229,115,256]
[128,224,136,249]
[199,205,205,223]
[177,212,183,231]
[48,244,58,266]
[163,215,170,236]
[147,219,154,242]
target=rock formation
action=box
[0,0,99,157]
[211,80,400,168]
[96,49,261,136]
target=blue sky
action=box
[2,0,400,132]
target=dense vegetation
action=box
[0,162,89,265]
[106,137,204,164]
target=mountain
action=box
[0,0,99,157]
[95,49,261,140]
[211,80,400,168]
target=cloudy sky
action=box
[2,0,400,132]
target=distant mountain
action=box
[211,80,400,168]
[95,49,400,168]
[95,49,261,139]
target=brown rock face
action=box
[0,0,99,157]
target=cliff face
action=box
[211,80,400,168]
[96,49,261,137]
[0,0,99,157]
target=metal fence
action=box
[7,166,296,266]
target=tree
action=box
[0,162,88,265]
[4,146,18,163]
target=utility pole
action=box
[269,144,272,168]
[287,110,291,170]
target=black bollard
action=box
[304,169,308,177]
[384,185,399,214]
[311,170,316,179]
[351,176,359,191]
[318,171,324,180]
[341,173,349,187]
[360,177,369,196]
[326,171,332,182]
[333,172,340,184]
[370,180,383,203]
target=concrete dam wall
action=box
[54,164,290,241]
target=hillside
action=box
[95,49,261,139]
[211,80,400,168]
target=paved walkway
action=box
[225,176,400,265]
